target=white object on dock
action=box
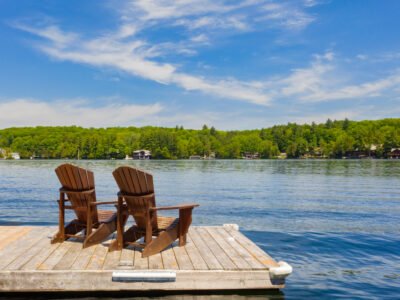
[112,270,176,282]
[269,261,293,279]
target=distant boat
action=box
[125,155,133,160]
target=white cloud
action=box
[260,1,315,30]
[11,1,321,107]
[120,0,317,35]
[0,99,163,128]
[302,73,400,102]
[16,24,269,105]
[190,34,209,43]
[257,51,400,103]
[12,23,78,45]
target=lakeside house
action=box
[133,149,151,159]
[344,144,381,159]
[189,152,216,160]
[242,152,259,159]
[388,148,400,159]
[277,152,287,159]
[11,153,20,160]
[204,152,216,160]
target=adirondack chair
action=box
[109,166,199,257]
[51,163,127,248]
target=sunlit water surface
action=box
[0,160,399,299]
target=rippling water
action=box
[0,159,399,299]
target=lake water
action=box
[0,160,399,299]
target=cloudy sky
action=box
[0,0,399,129]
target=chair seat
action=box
[98,210,116,223]
[156,216,178,231]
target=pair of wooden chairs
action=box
[52,163,198,257]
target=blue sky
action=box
[0,0,399,129]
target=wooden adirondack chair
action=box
[51,163,127,248]
[109,166,199,257]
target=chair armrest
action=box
[149,203,199,211]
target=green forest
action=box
[0,118,399,159]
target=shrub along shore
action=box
[0,118,399,159]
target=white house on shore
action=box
[11,152,21,160]
[133,150,151,159]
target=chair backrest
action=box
[55,163,98,224]
[112,166,158,230]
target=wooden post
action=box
[145,202,152,244]
[116,195,124,250]
[59,191,65,241]
[86,193,92,237]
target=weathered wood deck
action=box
[0,225,288,292]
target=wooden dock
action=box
[0,225,290,292]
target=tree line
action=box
[0,118,399,159]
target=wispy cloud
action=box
[11,1,320,107]
[123,0,317,32]
[0,99,163,128]
[260,1,315,30]
[258,51,400,103]
[13,22,270,105]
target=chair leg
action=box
[51,219,84,243]
[178,208,193,246]
[179,233,187,246]
[52,192,66,243]
[142,226,179,258]
[109,225,144,252]
[114,196,125,251]
[84,211,129,249]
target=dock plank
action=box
[86,244,108,270]
[0,226,32,251]
[0,227,50,270]
[161,246,179,270]
[206,227,250,270]
[38,238,74,270]
[217,227,265,270]
[185,233,208,270]
[195,227,236,270]
[118,247,134,269]
[21,242,61,271]
[188,227,222,270]
[148,252,163,270]
[103,247,121,270]
[132,247,148,270]
[226,227,279,268]
[5,230,53,270]
[53,241,82,270]
[70,244,97,270]
[172,243,193,270]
